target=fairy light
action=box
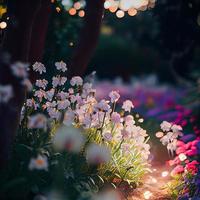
[144,191,153,199]
[69,42,74,46]
[128,7,137,16]
[116,10,125,18]
[104,1,111,9]
[69,8,77,15]
[155,131,164,138]
[109,6,118,13]
[56,7,61,13]
[161,171,169,177]
[0,21,7,29]
[78,10,85,17]
[74,2,81,10]
[178,153,187,161]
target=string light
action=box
[144,191,153,199]
[104,0,156,17]
[116,10,125,18]
[128,7,137,16]
[68,8,77,16]
[0,21,7,29]
[161,171,169,177]
[78,10,85,17]
[178,153,187,161]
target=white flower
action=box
[0,85,13,103]
[34,89,46,101]
[93,190,121,200]
[57,91,69,100]
[122,100,134,112]
[22,79,33,91]
[111,112,121,124]
[52,76,67,88]
[171,124,182,133]
[109,91,120,103]
[55,61,67,72]
[86,143,111,165]
[11,62,29,78]
[47,108,61,120]
[121,129,131,139]
[70,76,83,86]
[82,115,92,128]
[28,113,47,129]
[57,99,70,110]
[103,131,113,142]
[95,99,110,111]
[28,155,48,171]
[124,115,135,126]
[63,110,75,126]
[26,98,39,110]
[32,62,46,74]
[45,88,55,101]
[36,79,48,89]
[53,125,85,153]
[160,121,172,132]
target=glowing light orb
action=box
[69,8,77,15]
[161,171,169,177]
[144,191,153,199]
[128,8,137,16]
[0,21,7,29]
[74,2,81,10]
[155,131,164,138]
[178,153,187,161]
[78,10,85,17]
[116,10,125,18]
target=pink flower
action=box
[109,91,120,103]
[186,148,198,156]
[111,112,121,124]
[176,141,185,147]
[122,100,134,112]
[185,161,199,174]
[171,165,184,176]
[176,146,186,155]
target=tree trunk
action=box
[0,0,51,168]
[68,0,105,77]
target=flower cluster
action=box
[156,121,183,155]
[21,61,150,185]
[157,121,200,199]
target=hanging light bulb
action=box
[116,10,125,18]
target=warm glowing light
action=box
[116,10,125,18]
[0,21,7,29]
[151,177,157,183]
[69,8,77,16]
[69,42,74,46]
[128,8,137,16]
[155,131,164,138]
[178,153,187,161]
[74,2,81,10]
[56,7,61,13]
[78,10,85,17]
[161,171,169,177]
[119,0,132,11]
[144,191,153,199]
[104,1,111,9]
[109,6,118,13]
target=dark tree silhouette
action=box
[68,0,105,77]
[154,0,200,82]
[0,0,52,168]
[0,0,105,168]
